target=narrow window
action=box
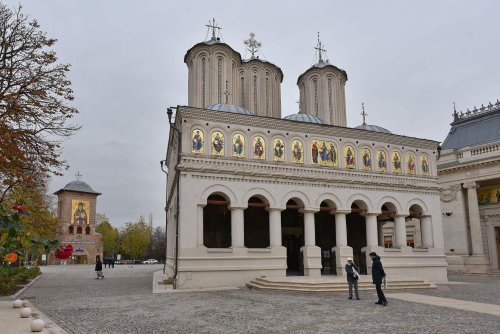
[266,77,270,116]
[313,79,319,115]
[241,77,245,108]
[328,78,333,117]
[253,75,258,112]
[217,58,223,103]
[202,57,206,107]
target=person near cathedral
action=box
[369,252,387,306]
[95,255,104,279]
[345,257,360,300]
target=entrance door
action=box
[315,204,336,275]
[347,204,367,274]
[496,227,500,268]
[281,200,304,276]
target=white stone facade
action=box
[165,107,448,289]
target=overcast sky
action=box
[7,0,499,228]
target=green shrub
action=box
[0,266,41,296]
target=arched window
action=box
[313,79,319,115]
[328,78,333,117]
[201,57,206,107]
[68,226,74,234]
[203,194,231,248]
[85,226,90,235]
[76,226,83,234]
[217,57,223,103]
[244,197,269,248]
[265,76,270,116]
[253,74,258,112]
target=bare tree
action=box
[0,4,80,202]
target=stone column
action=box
[394,214,407,248]
[304,211,316,246]
[378,221,384,247]
[230,207,245,248]
[420,215,434,248]
[364,213,379,247]
[335,212,347,247]
[463,182,484,255]
[268,208,283,247]
[300,209,321,276]
[197,204,205,247]
[332,210,352,276]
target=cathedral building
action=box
[50,175,103,264]
[165,21,447,289]
[438,101,500,273]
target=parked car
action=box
[142,259,159,264]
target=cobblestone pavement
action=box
[22,266,500,334]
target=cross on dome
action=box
[315,32,327,63]
[206,18,222,41]
[75,172,82,181]
[244,32,262,59]
[361,102,368,125]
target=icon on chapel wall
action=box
[377,149,387,172]
[478,188,500,205]
[314,140,337,166]
[192,129,204,154]
[361,148,371,171]
[344,145,356,168]
[273,138,285,162]
[312,141,319,164]
[232,133,245,158]
[211,131,224,156]
[72,200,89,225]
[253,136,265,160]
[420,155,430,175]
[406,153,416,174]
[291,140,304,163]
[392,151,402,174]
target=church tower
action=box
[52,174,103,264]
[297,34,348,126]
[239,33,283,118]
[185,19,242,108]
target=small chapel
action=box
[164,20,448,289]
[50,174,103,265]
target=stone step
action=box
[246,282,435,293]
[247,276,436,293]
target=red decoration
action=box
[11,204,26,213]
[56,244,74,260]
[6,252,18,263]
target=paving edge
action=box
[24,299,68,334]
[14,272,44,300]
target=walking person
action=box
[369,252,387,306]
[110,258,115,268]
[104,258,107,269]
[345,257,360,300]
[95,255,104,279]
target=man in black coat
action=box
[369,252,387,306]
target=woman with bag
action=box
[345,257,360,300]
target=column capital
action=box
[266,207,284,212]
[334,210,351,215]
[300,208,319,214]
[463,181,479,190]
[228,206,247,211]
[362,212,381,217]
[393,213,408,218]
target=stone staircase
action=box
[464,270,500,277]
[246,275,436,293]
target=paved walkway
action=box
[0,300,66,334]
[19,266,500,334]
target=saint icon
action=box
[73,202,87,225]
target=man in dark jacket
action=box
[345,257,360,300]
[95,255,104,279]
[369,252,387,306]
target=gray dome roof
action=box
[207,103,253,115]
[354,123,392,134]
[284,113,326,125]
[57,180,100,195]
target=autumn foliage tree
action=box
[0,3,79,201]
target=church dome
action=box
[56,180,100,195]
[207,103,253,115]
[283,113,326,125]
[354,123,392,134]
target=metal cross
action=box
[244,32,262,59]
[206,18,221,40]
[314,32,327,63]
[75,172,82,181]
[361,102,368,125]
[223,81,231,103]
